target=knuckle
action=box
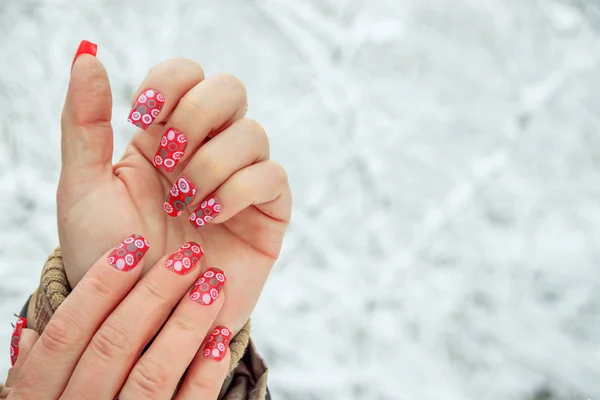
[127,357,171,397]
[232,174,252,196]
[172,57,205,77]
[151,58,205,81]
[40,316,79,354]
[138,278,169,303]
[89,320,131,361]
[185,373,217,396]
[171,315,197,336]
[241,118,268,147]
[180,95,212,123]
[269,160,289,187]
[213,72,246,94]
[199,152,224,177]
[77,274,113,302]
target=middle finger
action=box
[151,73,247,176]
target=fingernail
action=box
[189,268,226,306]
[127,89,165,130]
[165,242,204,275]
[189,196,221,228]
[154,128,188,172]
[10,317,26,366]
[202,326,231,361]
[107,234,150,272]
[71,40,97,70]
[164,176,196,217]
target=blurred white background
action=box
[1,0,600,399]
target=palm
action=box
[58,134,285,330]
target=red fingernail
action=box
[71,40,97,69]
[202,326,231,361]
[10,317,26,366]
[127,89,165,130]
[189,196,221,228]
[189,268,226,306]
[164,177,196,217]
[165,242,204,275]
[107,234,150,272]
[154,129,188,172]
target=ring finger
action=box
[119,266,227,398]
[163,118,269,218]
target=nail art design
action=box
[165,242,204,275]
[154,129,188,172]
[189,196,221,228]
[10,317,26,366]
[107,234,150,272]
[202,326,231,361]
[164,177,196,217]
[189,268,226,306]
[71,40,97,69]
[127,89,165,130]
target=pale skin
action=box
[4,54,291,399]
[9,236,228,399]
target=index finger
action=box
[127,58,205,131]
[10,234,150,400]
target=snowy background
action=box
[1,0,600,399]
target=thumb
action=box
[60,40,114,191]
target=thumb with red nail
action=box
[59,41,142,286]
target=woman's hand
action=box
[58,42,291,335]
[9,235,239,399]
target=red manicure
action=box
[189,268,226,306]
[164,176,196,217]
[106,234,150,272]
[154,129,188,172]
[71,40,97,69]
[10,317,26,366]
[202,326,231,361]
[165,242,204,275]
[127,89,165,130]
[189,196,221,228]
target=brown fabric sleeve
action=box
[218,340,269,400]
[29,247,269,398]
[33,248,70,333]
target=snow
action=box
[1,0,600,399]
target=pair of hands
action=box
[5,42,291,399]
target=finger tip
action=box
[71,40,98,70]
[71,53,107,78]
[20,327,40,342]
[127,117,147,130]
